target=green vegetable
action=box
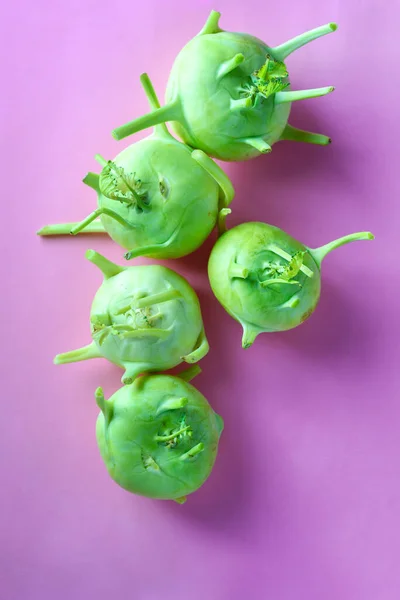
[54,250,208,383]
[112,11,337,161]
[208,211,374,347]
[95,365,223,503]
[37,74,234,260]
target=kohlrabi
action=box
[37,74,234,260]
[54,250,208,383]
[208,211,374,347]
[95,365,223,503]
[112,11,337,161]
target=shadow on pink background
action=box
[1,1,399,598]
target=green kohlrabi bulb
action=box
[95,365,223,503]
[208,211,374,347]
[54,250,209,383]
[37,74,234,260]
[112,11,337,161]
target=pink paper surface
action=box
[2,1,399,598]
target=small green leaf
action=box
[256,79,289,99]
[280,251,305,280]
[254,54,288,81]
[249,54,289,100]
[267,60,288,80]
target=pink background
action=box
[2,0,399,598]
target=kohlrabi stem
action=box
[139,73,170,137]
[70,208,132,235]
[95,387,113,426]
[37,221,105,236]
[122,362,151,385]
[121,328,170,340]
[54,341,101,364]
[182,328,209,363]
[281,296,300,308]
[261,278,300,288]
[114,303,133,315]
[155,426,191,443]
[91,313,111,326]
[124,238,174,260]
[144,312,162,324]
[272,23,338,61]
[112,100,183,141]
[308,232,374,267]
[280,124,331,146]
[198,10,222,36]
[173,496,187,504]
[241,137,272,153]
[126,238,173,259]
[139,73,161,111]
[218,208,231,236]
[242,324,260,349]
[86,249,125,279]
[229,262,249,279]
[180,443,204,460]
[275,86,334,104]
[269,244,314,277]
[135,289,181,309]
[83,172,100,191]
[109,324,135,332]
[95,386,105,409]
[156,396,189,415]
[70,210,102,234]
[217,53,245,79]
[230,97,253,110]
[191,149,235,206]
[176,364,202,383]
[95,154,108,168]
[95,329,109,346]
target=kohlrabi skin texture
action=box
[112,11,337,161]
[54,250,208,384]
[95,365,223,503]
[37,74,234,260]
[208,211,374,347]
